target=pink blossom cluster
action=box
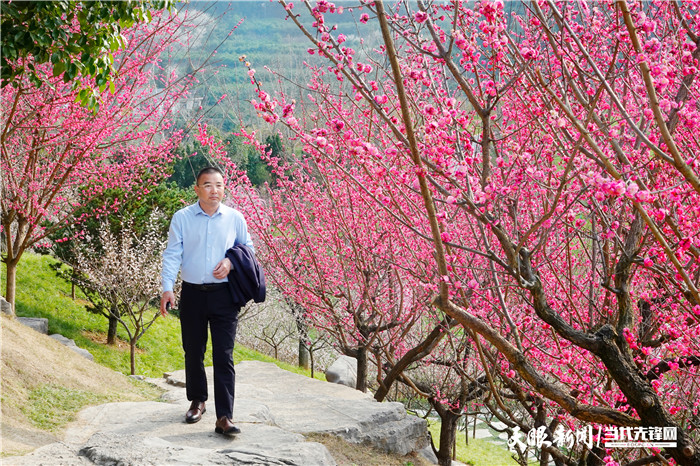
[239,1,700,463]
[2,10,199,274]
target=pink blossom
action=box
[414,11,428,23]
[330,118,345,131]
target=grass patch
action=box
[1,312,162,457]
[427,420,518,466]
[22,384,110,431]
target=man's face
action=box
[194,172,225,209]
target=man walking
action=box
[160,166,253,436]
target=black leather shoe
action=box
[215,416,240,436]
[185,400,206,424]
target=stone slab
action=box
[4,361,433,465]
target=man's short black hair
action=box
[196,166,224,185]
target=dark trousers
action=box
[179,283,240,420]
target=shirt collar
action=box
[195,201,222,217]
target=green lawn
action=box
[427,420,518,466]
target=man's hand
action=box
[161,291,175,317]
[213,257,232,279]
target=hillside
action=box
[0,314,160,457]
[175,1,529,131]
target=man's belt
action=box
[183,282,227,292]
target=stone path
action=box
[3,361,434,465]
[467,419,512,446]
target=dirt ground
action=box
[306,433,432,466]
[0,314,151,456]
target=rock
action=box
[163,371,186,387]
[419,444,439,464]
[232,361,431,457]
[78,428,335,465]
[49,334,94,361]
[317,399,429,456]
[49,333,74,345]
[71,347,94,361]
[1,296,13,315]
[17,317,48,334]
[0,442,92,465]
[67,401,333,466]
[324,355,357,388]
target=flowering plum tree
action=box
[1,10,197,310]
[235,125,435,392]
[243,0,700,464]
[234,119,474,462]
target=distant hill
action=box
[170,1,383,131]
[167,1,530,134]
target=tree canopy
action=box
[1,0,172,95]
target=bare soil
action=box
[306,433,432,466]
[81,330,145,353]
[0,314,151,456]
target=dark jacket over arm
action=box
[225,244,266,306]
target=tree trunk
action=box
[107,314,118,345]
[130,339,136,375]
[540,449,550,466]
[356,346,368,392]
[298,339,310,369]
[295,315,310,369]
[594,326,700,465]
[585,446,605,466]
[309,346,315,378]
[3,259,18,314]
[434,406,459,466]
